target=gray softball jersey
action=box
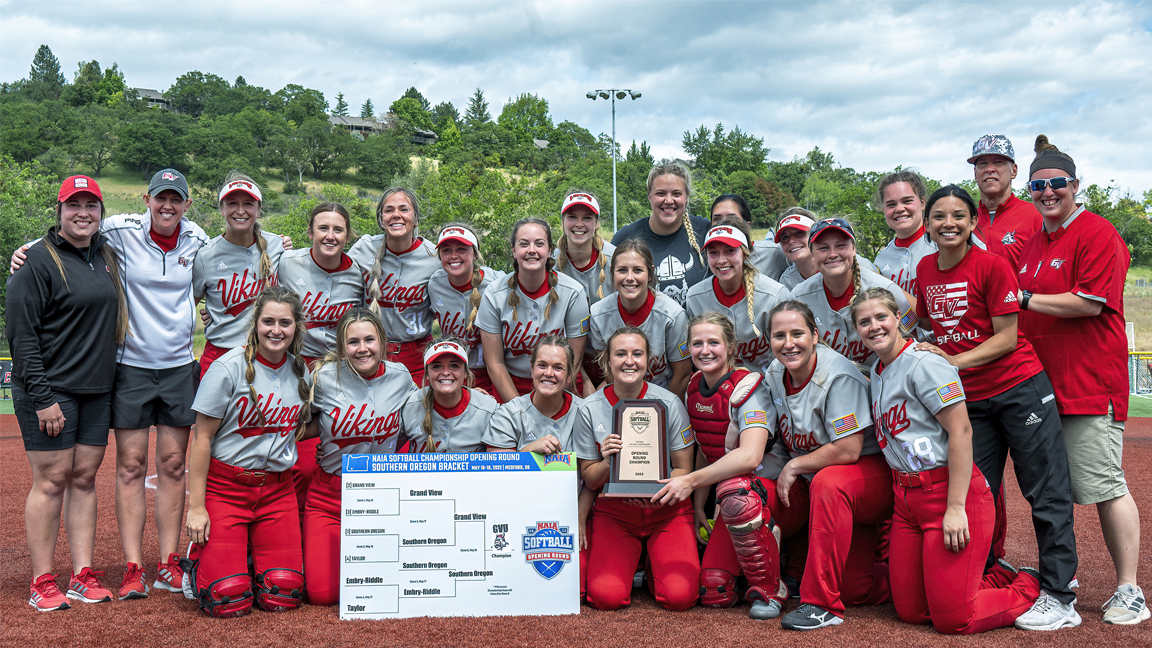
[763,345,879,473]
[573,383,695,462]
[869,344,965,473]
[873,233,937,297]
[192,230,285,348]
[348,235,441,343]
[482,392,585,451]
[398,387,500,453]
[553,241,617,304]
[275,249,366,359]
[588,293,690,389]
[733,381,789,481]
[777,254,880,291]
[475,272,591,379]
[788,270,916,367]
[750,240,789,281]
[685,275,789,371]
[192,347,309,473]
[311,359,416,475]
[427,266,506,369]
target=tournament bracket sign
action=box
[339,452,579,619]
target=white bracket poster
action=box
[339,452,579,619]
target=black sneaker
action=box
[781,603,843,631]
[783,575,801,599]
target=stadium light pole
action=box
[587,89,641,233]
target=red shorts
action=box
[388,336,432,385]
[471,367,495,396]
[199,341,230,379]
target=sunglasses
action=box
[1027,177,1076,192]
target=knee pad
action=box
[254,568,305,612]
[195,572,253,618]
[699,568,738,608]
[717,476,785,604]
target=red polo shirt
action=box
[976,194,1043,270]
[1016,207,1130,420]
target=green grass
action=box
[1129,394,1152,418]
[0,398,11,415]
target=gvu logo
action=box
[522,522,573,580]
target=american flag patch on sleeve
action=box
[832,413,859,435]
[580,317,590,334]
[679,342,690,358]
[744,410,768,426]
[936,381,963,404]
[900,308,918,331]
[680,426,695,445]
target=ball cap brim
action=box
[703,225,749,250]
[437,226,478,248]
[808,218,856,245]
[774,215,815,242]
[58,175,103,203]
[218,179,262,203]
[561,192,600,216]
[423,341,469,367]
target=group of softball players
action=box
[12,132,1145,632]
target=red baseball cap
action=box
[437,226,478,248]
[423,340,469,366]
[561,192,600,216]
[703,225,748,250]
[219,179,262,202]
[58,176,103,203]
[774,214,814,242]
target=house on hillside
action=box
[135,88,171,110]
[329,115,384,136]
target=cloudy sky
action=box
[4,0,1151,193]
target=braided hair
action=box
[556,188,609,300]
[646,161,703,266]
[420,336,475,453]
[506,218,559,321]
[220,170,273,281]
[436,222,487,330]
[241,286,311,436]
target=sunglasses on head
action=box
[1027,177,1076,192]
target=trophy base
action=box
[600,481,664,499]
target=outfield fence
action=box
[1130,352,1152,395]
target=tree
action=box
[358,130,412,188]
[333,93,349,116]
[464,88,491,128]
[431,101,459,134]
[549,121,603,166]
[360,98,375,119]
[681,123,769,176]
[401,87,431,112]
[0,100,72,164]
[71,105,119,177]
[275,84,328,126]
[625,140,654,167]
[388,97,434,132]
[114,112,190,178]
[184,112,265,188]
[0,156,58,331]
[62,60,103,106]
[166,71,231,117]
[97,64,127,106]
[27,45,65,101]
[498,93,553,142]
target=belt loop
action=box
[922,470,934,491]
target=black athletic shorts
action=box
[15,385,112,451]
[111,361,199,429]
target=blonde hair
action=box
[710,216,761,336]
[646,161,703,266]
[810,218,863,301]
[849,287,901,328]
[420,336,475,453]
[220,170,272,281]
[437,222,486,331]
[367,187,434,316]
[610,239,659,294]
[47,202,129,343]
[556,188,609,300]
[507,218,559,321]
[241,286,310,436]
[688,312,738,373]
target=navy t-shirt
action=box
[611,215,711,306]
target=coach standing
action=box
[968,134,1043,268]
[9,176,127,611]
[1016,135,1147,627]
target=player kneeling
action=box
[852,288,1040,633]
[183,287,311,617]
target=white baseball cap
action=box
[774,214,815,242]
[561,192,600,216]
[437,225,478,248]
[219,179,262,202]
[423,340,469,366]
[704,225,749,250]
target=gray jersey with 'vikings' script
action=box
[750,240,789,281]
[685,275,789,371]
[588,292,689,388]
[573,382,695,462]
[193,231,285,348]
[553,241,617,305]
[778,254,879,291]
[275,249,365,359]
[482,392,585,451]
[192,347,308,472]
[870,345,965,473]
[763,345,878,477]
[348,235,441,343]
[311,359,416,475]
[398,387,500,453]
[427,267,506,370]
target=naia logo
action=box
[522,522,574,579]
[542,454,570,466]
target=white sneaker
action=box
[1103,583,1150,626]
[1015,591,1081,631]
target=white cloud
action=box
[2,0,1149,193]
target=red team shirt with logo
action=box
[975,194,1043,270]
[915,247,1045,401]
[1015,208,1130,420]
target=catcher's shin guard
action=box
[194,571,253,618]
[254,568,305,611]
[699,568,738,607]
[717,476,786,604]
